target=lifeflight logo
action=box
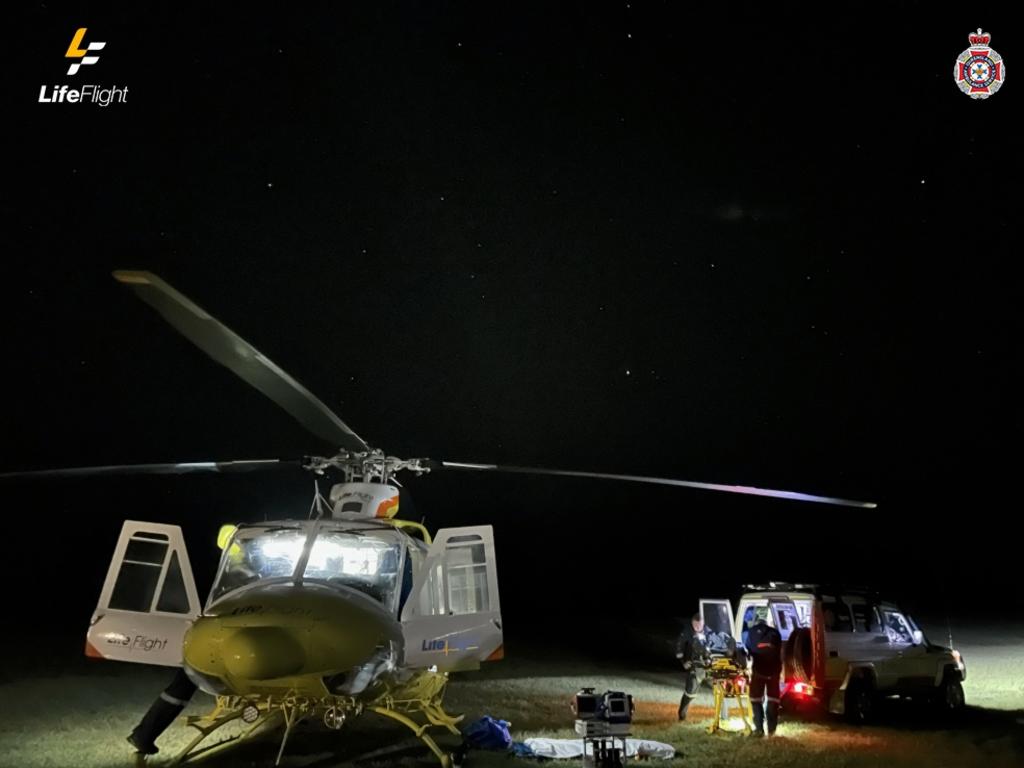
[65,27,105,75]
[38,27,127,106]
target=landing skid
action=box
[368,700,463,767]
[168,686,464,767]
[169,696,284,765]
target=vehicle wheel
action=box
[844,677,875,724]
[934,675,965,716]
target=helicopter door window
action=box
[424,563,445,615]
[155,551,191,614]
[109,532,169,612]
[444,536,490,615]
[404,525,499,622]
[411,562,450,616]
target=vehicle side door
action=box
[880,608,933,689]
[699,598,736,649]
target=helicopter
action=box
[2,271,875,766]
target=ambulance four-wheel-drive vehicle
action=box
[699,584,967,722]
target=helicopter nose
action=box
[221,626,304,680]
[183,582,402,694]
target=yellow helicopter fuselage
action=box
[85,508,504,717]
[183,580,403,698]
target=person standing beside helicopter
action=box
[675,612,711,720]
[127,668,197,755]
[127,527,250,754]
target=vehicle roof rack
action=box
[817,584,882,597]
[742,582,818,592]
[742,583,886,600]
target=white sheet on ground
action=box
[522,737,675,759]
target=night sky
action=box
[4,3,1020,643]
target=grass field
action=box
[0,623,1021,768]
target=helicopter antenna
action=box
[309,477,331,519]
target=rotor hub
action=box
[303,451,432,484]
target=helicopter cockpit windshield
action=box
[210,523,404,612]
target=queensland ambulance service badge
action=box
[954,29,1004,99]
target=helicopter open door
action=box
[85,521,201,667]
[401,525,503,672]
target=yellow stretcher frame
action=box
[705,658,754,735]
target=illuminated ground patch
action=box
[0,625,1021,767]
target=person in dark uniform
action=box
[675,612,711,720]
[127,668,198,755]
[745,611,783,737]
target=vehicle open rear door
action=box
[401,525,502,672]
[86,521,201,667]
[766,597,817,687]
[699,598,736,639]
[768,598,801,641]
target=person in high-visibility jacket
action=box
[745,615,783,737]
[127,525,241,755]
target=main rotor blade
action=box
[0,459,297,481]
[437,461,877,508]
[113,271,369,452]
